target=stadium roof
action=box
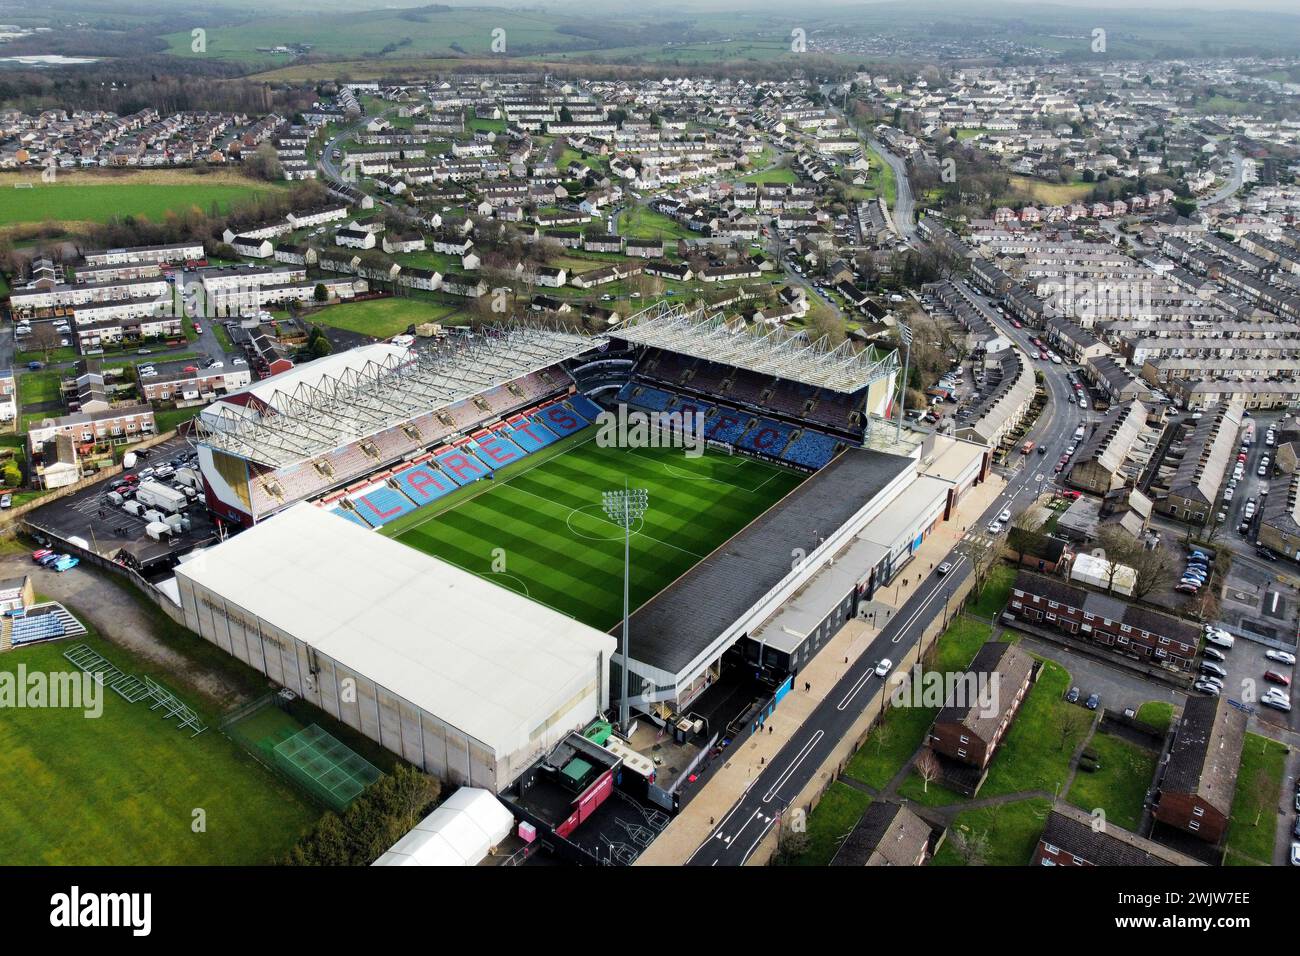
[626,447,913,679]
[196,324,597,468]
[609,301,899,394]
[175,503,616,759]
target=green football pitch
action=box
[381,433,806,631]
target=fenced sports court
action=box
[271,724,382,813]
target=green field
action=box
[382,432,804,631]
[308,297,464,338]
[0,173,281,228]
[0,635,317,864]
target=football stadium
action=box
[177,303,991,797]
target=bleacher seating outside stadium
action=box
[10,613,66,646]
[781,429,841,469]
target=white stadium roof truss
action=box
[612,301,899,395]
[197,323,596,468]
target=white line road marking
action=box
[763,730,824,804]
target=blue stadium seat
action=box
[505,418,560,452]
[331,506,374,528]
[350,484,418,527]
[780,430,840,469]
[737,418,795,456]
[434,448,492,485]
[706,409,750,445]
[568,394,603,422]
[392,464,458,507]
[471,432,527,469]
[626,385,672,411]
[533,403,587,437]
[10,614,65,646]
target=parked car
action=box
[31,548,53,563]
[1193,680,1221,697]
[1085,693,1100,710]
[1265,671,1292,686]
[1291,843,1300,866]
[1265,650,1297,666]
[52,556,79,572]
[1203,647,1227,662]
[1066,686,1080,703]
[1200,661,1228,679]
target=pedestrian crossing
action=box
[962,532,998,549]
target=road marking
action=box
[762,730,824,804]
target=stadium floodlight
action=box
[602,485,649,735]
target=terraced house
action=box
[1008,571,1199,673]
[1156,401,1242,524]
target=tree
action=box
[313,282,329,303]
[2,461,21,488]
[1096,527,1137,593]
[27,322,61,363]
[1127,545,1177,603]
[915,749,940,794]
[1059,707,1089,752]
[948,826,990,866]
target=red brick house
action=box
[1007,570,1199,673]
[929,641,1037,770]
[1033,803,1203,866]
[1152,696,1246,844]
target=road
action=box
[687,299,1077,865]
[1198,150,1245,208]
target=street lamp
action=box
[603,485,648,734]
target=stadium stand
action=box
[737,418,795,456]
[470,432,527,469]
[331,504,374,528]
[706,408,751,445]
[567,394,603,422]
[504,418,560,452]
[10,613,66,646]
[620,382,672,411]
[392,463,459,507]
[350,482,418,527]
[534,403,587,437]
[780,429,842,469]
[435,446,492,484]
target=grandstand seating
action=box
[434,446,492,485]
[392,463,458,507]
[533,402,586,437]
[10,613,66,647]
[706,408,751,445]
[737,418,795,456]
[780,429,841,469]
[504,418,560,452]
[331,505,374,528]
[686,363,729,396]
[727,370,771,408]
[470,432,527,469]
[350,482,419,527]
[622,383,672,411]
[567,394,603,422]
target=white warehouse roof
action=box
[175,503,615,758]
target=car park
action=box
[1205,627,1235,649]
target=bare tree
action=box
[27,322,62,364]
[1128,546,1178,603]
[1060,707,1089,752]
[915,749,941,794]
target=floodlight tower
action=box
[602,484,648,734]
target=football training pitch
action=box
[382,433,806,631]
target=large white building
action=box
[175,503,616,791]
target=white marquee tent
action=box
[372,788,515,866]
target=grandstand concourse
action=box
[175,503,617,791]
